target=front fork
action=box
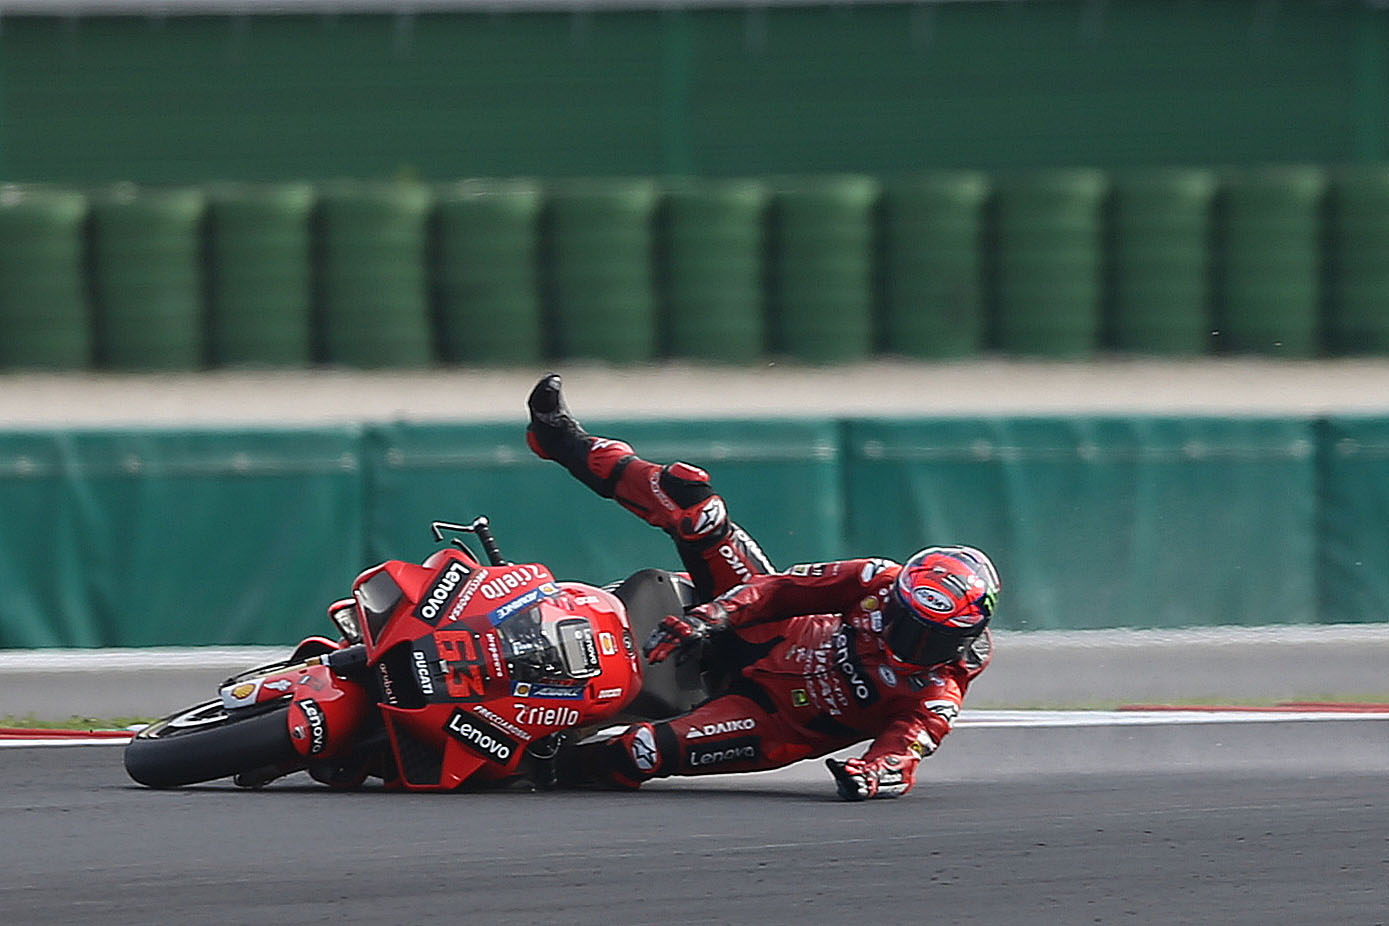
[219,644,374,761]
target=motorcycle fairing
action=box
[352,547,642,790]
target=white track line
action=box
[6,709,1387,748]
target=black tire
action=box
[124,699,299,788]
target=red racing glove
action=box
[825,755,912,801]
[643,603,728,664]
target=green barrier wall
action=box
[842,417,1319,631]
[880,172,990,358]
[0,429,364,647]
[660,179,768,361]
[993,170,1109,356]
[432,180,545,365]
[1318,416,1389,624]
[1108,169,1216,354]
[1,415,1385,647]
[1326,167,1389,353]
[1216,167,1327,356]
[545,180,661,362]
[205,183,317,367]
[2,166,1389,368]
[0,186,91,368]
[364,419,843,581]
[1,3,1383,184]
[88,186,207,370]
[769,176,878,362]
[316,183,434,367]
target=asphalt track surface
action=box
[4,720,1386,926]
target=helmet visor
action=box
[882,596,982,667]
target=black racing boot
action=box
[526,373,636,498]
[526,373,590,462]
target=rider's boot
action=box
[552,724,664,791]
[526,374,774,600]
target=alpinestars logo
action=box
[630,725,659,772]
[689,497,726,537]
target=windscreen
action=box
[496,606,563,682]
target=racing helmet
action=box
[881,546,999,667]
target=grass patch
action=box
[0,714,151,731]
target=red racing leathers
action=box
[526,374,991,796]
[574,559,992,794]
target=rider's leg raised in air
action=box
[526,374,774,601]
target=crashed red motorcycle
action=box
[124,518,703,791]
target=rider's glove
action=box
[825,755,911,801]
[643,602,728,665]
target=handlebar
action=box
[430,517,509,566]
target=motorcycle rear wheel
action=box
[124,699,298,789]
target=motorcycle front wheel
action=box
[124,699,298,789]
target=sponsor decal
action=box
[436,629,489,701]
[598,632,617,656]
[578,625,599,671]
[554,618,602,678]
[913,585,957,614]
[630,726,659,772]
[686,735,759,769]
[231,683,256,700]
[443,709,517,764]
[789,563,826,577]
[511,681,586,700]
[878,665,898,687]
[909,731,938,758]
[813,674,848,715]
[471,704,532,742]
[513,703,580,727]
[690,496,726,537]
[596,687,624,700]
[299,699,328,755]
[572,595,600,606]
[685,717,756,740]
[264,679,292,692]
[860,559,892,582]
[297,673,326,691]
[412,648,436,696]
[924,699,960,723]
[415,559,472,625]
[479,564,551,601]
[833,629,878,708]
[376,662,399,705]
[791,689,810,708]
[907,670,945,693]
[718,542,753,583]
[487,584,559,626]
[481,632,506,679]
[439,571,487,625]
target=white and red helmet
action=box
[882,546,1000,667]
